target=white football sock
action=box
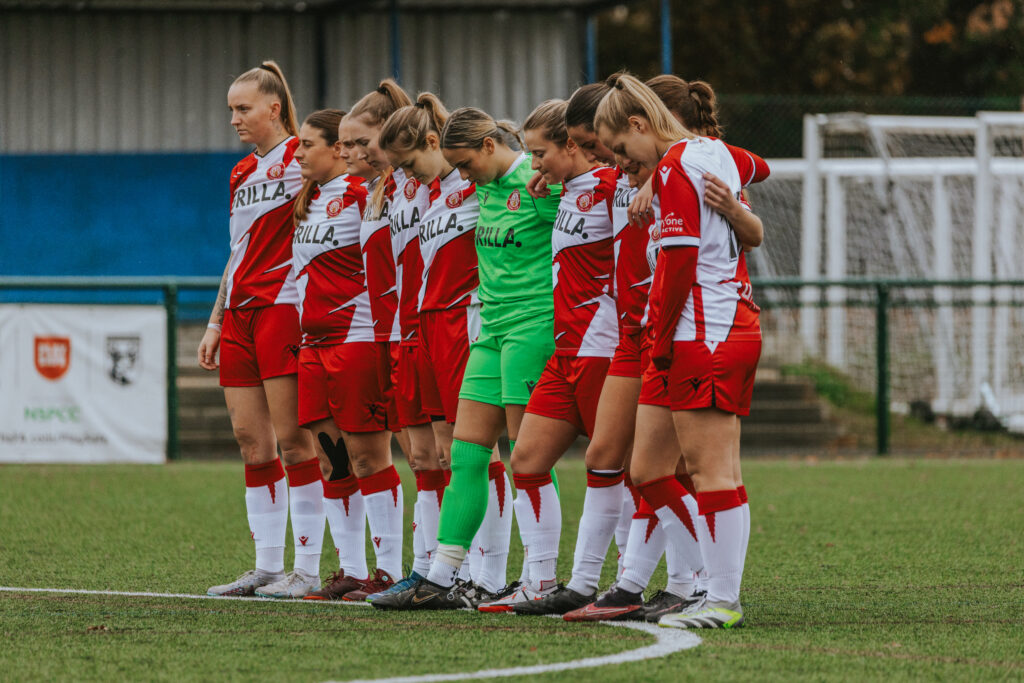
[566,471,624,596]
[696,490,745,605]
[513,473,560,591]
[245,460,289,574]
[323,476,367,580]
[615,479,639,577]
[359,466,404,580]
[286,459,326,577]
[427,543,465,588]
[617,504,666,594]
[469,463,514,593]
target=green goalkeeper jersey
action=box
[474,153,561,333]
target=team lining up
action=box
[199,60,768,630]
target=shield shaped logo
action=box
[35,337,71,381]
[266,162,286,180]
[106,336,141,386]
[326,197,344,217]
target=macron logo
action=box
[659,167,672,184]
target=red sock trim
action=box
[414,470,425,491]
[488,461,506,481]
[637,475,698,542]
[676,473,696,498]
[323,474,360,499]
[633,497,656,519]
[245,459,285,488]
[624,473,633,488]
[444,470,452,486]
[419,468,447,492]
[286,457,322,487]
[587,469,625,488]
[636,475,687,510]
[513,472,552,491]
[737,485,748,504]
[697,489,742,516]
[358,465,401,496]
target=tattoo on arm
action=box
[210,262,229,325]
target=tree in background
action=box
[597,0,1024,96]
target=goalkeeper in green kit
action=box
[373,107,561,610]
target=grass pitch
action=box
[1,457,1022,681]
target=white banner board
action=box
[0,304,167,463]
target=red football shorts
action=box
[419,306,479,423]
[297,342,386,432]
[525,355,610,437]
[220,304,300,387]
[638,336,669,408]
[608,330,644,379]
[376,342,400,431]
[394,342,433,428]
[667,339,761,416]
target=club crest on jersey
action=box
[326,197,344,218]
[576,190,594,213]
[651,222,662,241]
[404,179,418,200]
[267,162,286,180]
[507,189,521,211]
[35,337,71,381]
[446,191,463,209]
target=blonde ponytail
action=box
[232,60,299,137]
[594,72,694,143]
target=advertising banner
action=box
[0,304,167,463]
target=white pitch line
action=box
[330,620,701,683]
[0,586,371,606]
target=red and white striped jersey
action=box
[360,175,400,343]
[227,137,302,309]
[389,168,431,343]
[610,169,653,336]
[551,166,619,357]
[418,170,479,312]
[293,174,371,346]
[651,137,763,343]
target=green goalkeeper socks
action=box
[437,439,494,549]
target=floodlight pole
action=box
[660,0,672,74]
[390,0,401,83]
[585,13,598,83]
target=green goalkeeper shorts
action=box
[458,317,554,408]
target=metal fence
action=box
[5,276,1024,459]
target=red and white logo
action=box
[299,535,309,546]
[326,197,344,218]
[507,189,521,211]
[34,337,71,381]
[650,222,662,242]
[267,162,286,180]
[662,212,686,232]
[445,191,463,209]
[404,179,418,200]
[373,536,382,548]
[576,190,594,212]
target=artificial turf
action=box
[1,457,1022,681]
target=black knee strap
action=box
[318,432,351,481]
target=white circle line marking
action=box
[0,585,371,606]
[329,620,702,683]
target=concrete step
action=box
[740,422,843,449]
[746,399,827,424]
[750,379,816,402]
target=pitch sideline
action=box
[0,585,371,606]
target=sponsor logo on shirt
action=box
[507,189,521,211]
[326,197,344,218]
[34,337,70,381]
[404,179,418,200]
[445,191,463,209]
[106,335,140,386]
[576,190,594,213]
[662,212,687,231]
[267,162,286,180]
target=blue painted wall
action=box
[0,152,243,276]
[0,152,245,315]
